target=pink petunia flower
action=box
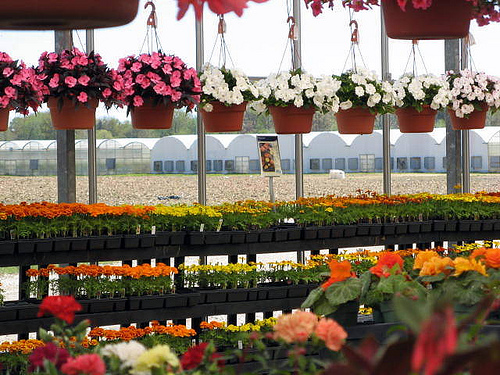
[77,92,88,103]
[65,76,78,88]
[133,95,144,107]
[78,75,91,86]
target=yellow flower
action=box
[453,257,488,277]
[414,250,440,270]
[420,257,454,276]
[133,345,179,373]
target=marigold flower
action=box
[321,259,353,290]
[369,252,404,278]
[273,311,318,343]
[413,250,440,270]
[453,257,488,277]
[419,256,454,277]
[314,317,347,351]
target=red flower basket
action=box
[201,102,247,132]
[396,106,437,133]
[0,108,9,131]
[0,0,139,30]
[48,98,98,130]
[131,101,175,130]
[381,0,473,40]
[269,106,315,134]
[448,103,489,130]
[335,107,376,134]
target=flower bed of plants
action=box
[2,192,500,241]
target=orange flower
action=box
[419,257,454,277]
[470,247,488,260]
[484,248,500,269]
[273,311,318,343]
[453,257,487,277]
[414,250,440,270]
[314,317,348,351]
[321,259,353,290]
[369,252,404,278]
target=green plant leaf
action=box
[325,278,362,307]
[301,287,323,309]
[392,295,429,333]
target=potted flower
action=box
[334,69,393,134]
[199,64,259,132]
[302,259,362,326]
[0,0,139,30]
[446,69,500,130]
[305,0,477,40]
[116,52,201,129]
[360,252,427,322]
[0,52,45,131]
[393,73,450,133]
[253,69,340,134]
[37,48,122,130]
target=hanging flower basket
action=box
[0,108,9,132]
[131,101,175,130]
[269,106,315,134]
[48,98,98,130]
[201,102,247,132]
[335,107,376,134]
[381,0,473,40]
[396,106,437,133]
[448,103,489,130]
[0,0,139,30]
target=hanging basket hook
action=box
[145,1,157,28]
[287,16,297,40]
[349,20,359,44]
[218,14,226,34]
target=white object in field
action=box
[329,169,346,179]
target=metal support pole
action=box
[445,40,462,194]
[292,0,304,199]
[55,31,76,203]
[196,16,206,205]
[380,11,391,195]
[461,38,470,193]
[86,29,98,204]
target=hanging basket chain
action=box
[462,34,478,71]
[342,11,367,73]
[208,14,236,68]
[140,1,164,54]
[277,0,301,73]
[403,40,428,76]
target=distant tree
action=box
[0,112,55,140]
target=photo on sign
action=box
[256,136,282,176]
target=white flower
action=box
[340,100,353,110]
[203,103,214,112]
[355,86,365,97]
[101,341,146,371]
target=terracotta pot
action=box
[0,108,10,131]
[0,0,139,30]
[131,101,175,130]
[381,0,472,40]
[396,106,437,133]
[448,103,488,130]
[335,107,376,134]
[48,97,98,130]
[201,102,247,132]
[269,106,315,134]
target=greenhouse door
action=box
[235,156,250,173]
[359,154,375,172]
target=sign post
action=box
[257,136,282,203]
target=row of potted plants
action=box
[2,192,500,240]
[1,47,498,134]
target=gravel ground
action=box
[0,173,499,206]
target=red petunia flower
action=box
[37,295,82,324]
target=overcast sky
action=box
[2,0,500,120]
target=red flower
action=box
[28,342,70,372]
[369,252,404,278]
[321,259,353,290]
[412,306,457,375]
[177,0,268,20]
[37,295,82,324]
[61,354,105,375]
[181,342,208,370]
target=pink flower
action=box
[61,354,105,375]
[131,62,143,73]
[150,53,162,69]
[273,311,318,343]
[102,88,112,98]
[0,52,13,63]
[49,74,60,88]
[2,67,14,78]
[314,317,348,351]
[153,82,172,96]
[47,52,59,63]
[133,95,144,107]
[78,75,90,86]
[170,70,182,88]
[4,87,17,99]
[0,95,10,108]
[10,74,23,86]
[65,76,78,88]
[161,63,173,75]
[77,92,88,103]
[170,89,182,102]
